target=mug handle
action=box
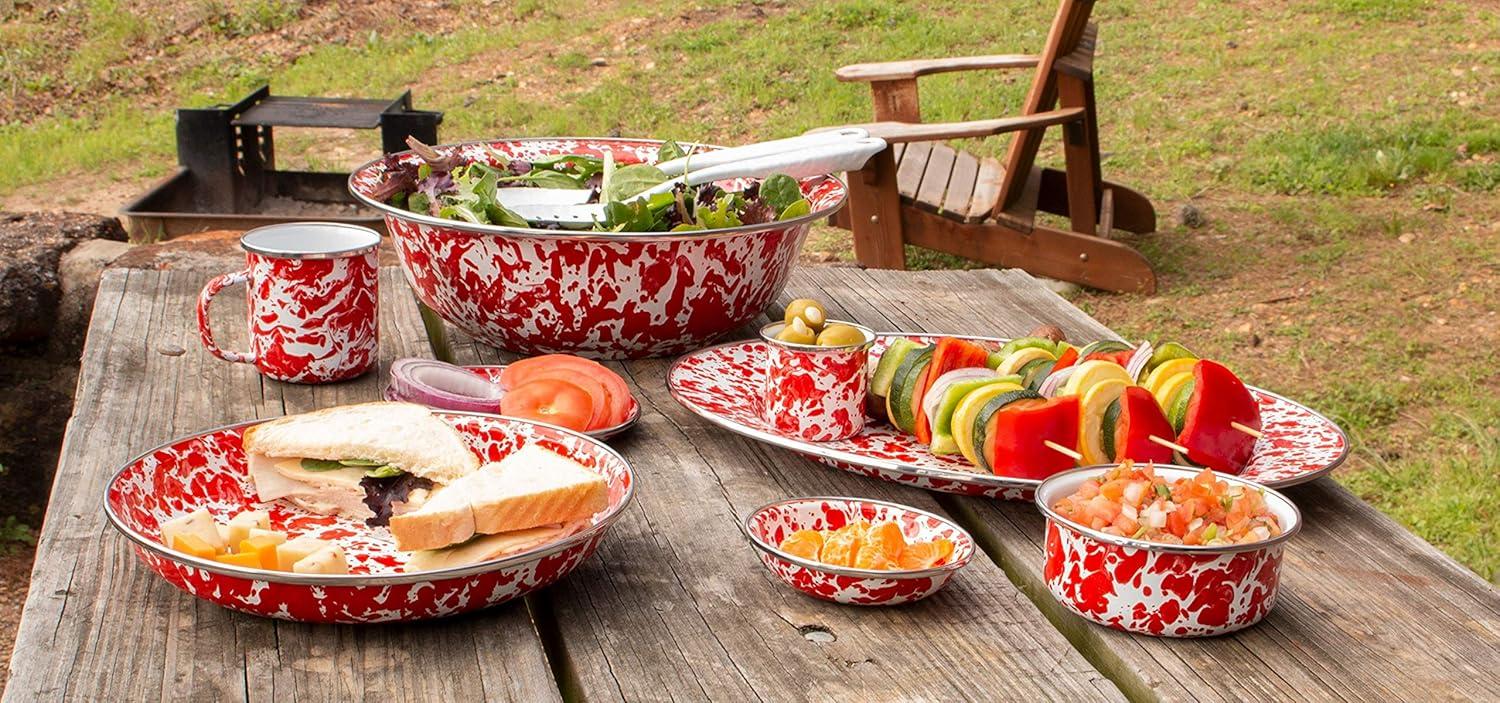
[196,269,256,365]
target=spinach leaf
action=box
[363,465,405,479]
[486,203,531,228]
[604,163,669,203]
[337,458,384,467]
[300,459,346,472]
[601,190,677,231]
[504,169,584,189]
[778,198,812,220]
[657,140,688,162]
[407,192,431,214]
[759,173,803,215]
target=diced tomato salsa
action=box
[1051,462,1282,546]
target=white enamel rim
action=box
[347,136,849,241]
[102,411,636,586]
[1034,464,1303,555]
[380,364,642,440]
[668,332,1351,492]
[741,495,975,579]
[239,221,382,259]
[758,319,876,352]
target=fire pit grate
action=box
[122,86,441,240]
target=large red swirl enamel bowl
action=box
[348,138,848,359]
[104,412,634,623]
[1035,466,1301,637]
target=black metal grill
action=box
[122,86,442,239]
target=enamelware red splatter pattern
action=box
[348,138,848,360]
[742,497,974,606]
[196,223,380,384]
[669,334,1349,499]
[1035,466,1300,637]
[758,321,874,442]
[104,413,634,623]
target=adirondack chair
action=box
[820,0,1158,293]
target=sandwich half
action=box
[242,402,481,525]
[390,444,609,552]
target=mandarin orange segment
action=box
[866,522,907,561]
[853,538,894,570]
[779,530,825,561]
[819,523,868,567]
[896,542,938,569]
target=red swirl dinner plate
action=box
[668,334,1348,500]
[104,412,634,623]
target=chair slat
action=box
[895,141,933,198]
[914,144,957,214]
[966,157,1006,223]
[942,150,981,218]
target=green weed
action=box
[0,515,36,556]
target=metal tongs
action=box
[506,134,887,227]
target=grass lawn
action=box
[1,0,1496,580]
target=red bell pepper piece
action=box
[981,396,1080,480]
[914,338,992,443]
[1177,359,1261,474]
[1114,386,1175,464]
[1084,349,1133,367]
[1053,346,1079,370]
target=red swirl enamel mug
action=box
[196,223,381,384]
[758,320,875,442]
[1035,466,1302,637]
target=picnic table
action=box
[5,258,1498,702]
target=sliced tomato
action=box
[913,338,991,444]
[518,368,611,430]
[500,378,595,432]
[502,354,634,426]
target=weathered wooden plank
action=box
[941,150,980,219]
[837,267,1500,702]
[966,157,1005,224]
[894,140,932,201]
[444,300,1125,700]
[913,143,956,215]
[3,265,561,702]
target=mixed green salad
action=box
[369,139,812,232]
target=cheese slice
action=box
[247,455,373,519]
[275,536,328,571]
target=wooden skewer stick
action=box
[1148,434,1190,454]
[1231,421,1263,439]
[1043,440,1084,461]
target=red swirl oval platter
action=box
[668,334,1349,500]
[104,412,634,623]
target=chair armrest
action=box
[835,55,1040,83]
[824,108,1084,144]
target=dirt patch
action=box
[0,545,37,689]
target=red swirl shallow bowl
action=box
[742,497,975,606]
[348,138,848,360]
[104,412,634,624]
[1035,466,1301,637]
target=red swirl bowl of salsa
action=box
[1034,463,1301,637]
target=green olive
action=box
[816,323,866,347]
[775,317,817,345]
[783,298,828,332]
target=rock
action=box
[1398,232,1416,244]
[589,57,608,67]
[52,239,134,356]
[0,212,127,345]
[1038,277,1082,298]
[1175,203,1208,229]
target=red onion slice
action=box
[921,368,1003,423]
[387,358,505,413]
[1038,364,1078,398]
[1125,341,1155,383]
